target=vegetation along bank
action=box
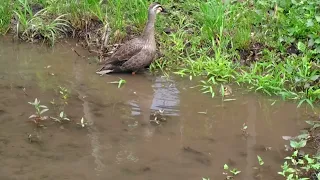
[1,0,319,107]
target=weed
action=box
[257,155,264,166]
[0,0,13,34]
[241,123,249,137]
[50,111,70,123]
[77,117,88,128]
[59,86,70,104]
[223,164,241,179]
[28,98,49,125]
[13,0,70,45]
[279,121,320,179]
[253,155,265,177]
[108,78,126,88]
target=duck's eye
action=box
[156,7,163,13]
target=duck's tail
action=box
[96,69,114,75]
[96,64,115,76]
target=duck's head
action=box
[149,2,167,14]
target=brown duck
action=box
[96,2,166,76]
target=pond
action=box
[0,37,318,180]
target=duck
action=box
[96,2,166,76]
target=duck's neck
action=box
[142,11,156,42]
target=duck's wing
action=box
[104,38,145,64]
[121,48,156,71]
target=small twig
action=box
[99,23,111,60]
[274,3,278,18]
[71,47,83,57]
[88,49,101,54]
[22,87,28,96]
[85,20,90,47]
[102,24,111,49]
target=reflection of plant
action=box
[28,98,49,125]
[241,123,248,137]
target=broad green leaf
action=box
[310,75,320,81]
[307,19,314,27]
[297,42,306,52]
[290,140,307,149]
[257,155,264,165]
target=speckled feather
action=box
[102,38,145,65]
[98,48,156,73]
[120,49,156,72]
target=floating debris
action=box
[150,109,166,125]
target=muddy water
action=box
[0,37,318,180]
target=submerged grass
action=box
[0,0,319,107]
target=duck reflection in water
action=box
[128,75,180,140]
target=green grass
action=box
[0,0,13,34]
[0,0,319,107]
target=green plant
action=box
[279,121,320,179]
[223,164,241,179]
[241,123,248,137]
[0,0,13,34]
[28,98,49,125]
[257,155,264,166]
[59,86,70,103]
[77,117,88,128]
[278,150,320,180]
[108,78,126,88]
[50,111,70,123]
[14,0,70,45]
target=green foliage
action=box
[0,0,13,34]
[28,98,49,118]
[0,0,319,106]
[168,0,320,107]
[223,164,241,179]
[13,0,70,45]
[257,155,264,166]
[108,78,126,88]
[279,122,320,180]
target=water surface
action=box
[0,37,318,180]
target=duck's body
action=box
[96,2,165,76]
